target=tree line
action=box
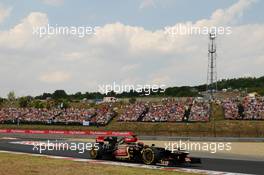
[0,76,263,107]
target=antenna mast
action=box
[207,33,217,99]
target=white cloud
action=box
[39,0,64,6]
[0,12,48,49]
[0,0,263,96]
[196,0,256,26]
[0,4,12,24]
[39,71,72,83]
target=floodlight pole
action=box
[207,33,217,100]
[207,33,217,137]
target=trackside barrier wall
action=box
[0,129,134,136]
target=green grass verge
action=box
[0,153,195,175]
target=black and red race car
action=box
[89,135,201,166]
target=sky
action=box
[0,0,263,97]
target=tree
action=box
[54,99,70,109]
[35,93,52,100]
[85,92,104,99]
[52,90,68,99]
[106,90,116,97]
[18,96,32,108]
[7,91,16,101]
[73,92,83,100]
[31,100,45,108]
[0,97,5,107]
[164,86,198,97]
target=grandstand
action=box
[222,97,264,120]
[1,96,264,128]
[0,105,115,126]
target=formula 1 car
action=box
[89,135,201,166]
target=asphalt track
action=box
[0,137,263,175]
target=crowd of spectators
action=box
[93,105,115,125]
[222,97,264,120]
[0,106,114,125]
[118,102,147,122]
[243,97,264,120]
[3,96,263,125]
[222,99,239,119]
[56,108,96,123]
[189,101,210,122]
[118,98,210,122]
[0,108,61,123]
[142,99,185,122]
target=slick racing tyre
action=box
[90,145,102,159]
[142,147,157,165]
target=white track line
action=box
[0,150,251,175]
[0,137,18,140]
